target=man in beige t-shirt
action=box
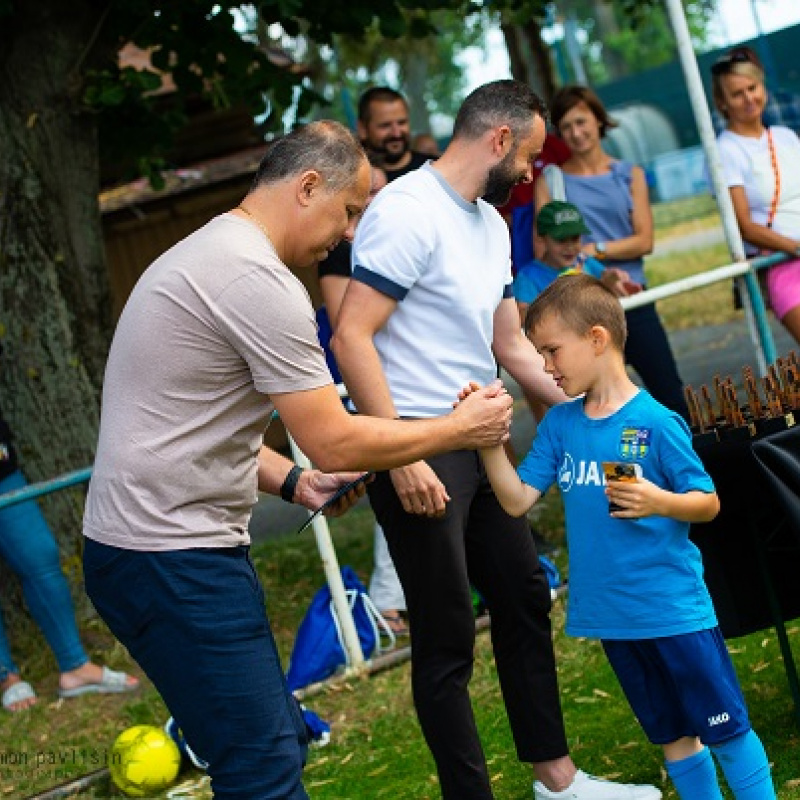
[82,120,514,800]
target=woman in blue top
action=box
[534,85,689,422]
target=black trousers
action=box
[625,304,689,422]
[368,449,569,800]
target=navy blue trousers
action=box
[83,539,308,800]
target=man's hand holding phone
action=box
[296,471,374,533]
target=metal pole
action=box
[619,251,789,311]
[286,431,366,672]
[563,12,588,85]
[0,467,92,509]
[663,0,776,373]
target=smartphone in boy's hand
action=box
[602,462,642,513]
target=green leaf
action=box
[100,84,126,106]
[378,10,408,38]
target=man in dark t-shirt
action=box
[357,87,431,182]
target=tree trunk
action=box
[0,2,112,614]
[399,47,432,137]
[520,19,557,105]
[592,0,628,80]
[500,20,556,105]
[500,22,528,83]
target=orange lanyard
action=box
[765,127,780,228]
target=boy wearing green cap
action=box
[514,200,639,323]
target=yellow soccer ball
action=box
[109,724,182,797]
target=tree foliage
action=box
[308,8,487,133]
[0,0,481,603]
[0,0,715,601]
[545,0,718,85]
[491,0,717,96]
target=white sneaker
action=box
[534,769,662,800]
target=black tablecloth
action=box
[690,424,800,638]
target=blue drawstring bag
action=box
[299,703,331,747]
[287,566,393,692]
[539,554,561,590]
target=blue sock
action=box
[666,747,724,800]
[710,730,776,800]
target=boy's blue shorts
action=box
[602,627,751,745]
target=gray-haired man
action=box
[82,120,514,800]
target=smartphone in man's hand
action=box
[296,472,374,534]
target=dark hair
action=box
[525,273,627,351]
[251,121,366,194]
[451,79,548,143]
[358,87,408,125]
[550,85,618,138]
[710,46,765,118]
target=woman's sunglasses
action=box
[711,49,756,76]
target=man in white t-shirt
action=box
[333,81,661,800]
[81,121,516,800]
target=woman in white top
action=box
[712,45,800,345]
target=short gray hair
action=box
[251,121,367,193]
[452,80,548,143]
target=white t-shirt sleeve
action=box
[352,191,436,295]
[716,132,749,188]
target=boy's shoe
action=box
[534,770,662,800]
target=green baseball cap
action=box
[536,200,591,240]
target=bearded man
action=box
[357,86,430,180]
[333,81,662,800]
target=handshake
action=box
[450,379,514,449]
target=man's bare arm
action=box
[272,381,512,476]
[492,297,567,414]
[331,280,400,418]
[256,445,367,515]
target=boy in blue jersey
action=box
[514,200,638,324]
[460,273,776,800]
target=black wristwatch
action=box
[280,465,304,503]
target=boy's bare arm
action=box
[606,478,720,523]
[456,380,543,517]
[480,445,542,518]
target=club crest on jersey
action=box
[618,427,651,460]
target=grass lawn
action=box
[4,499,799,799]
[651,194,720,234]
[649,196,741,333]
[647,242,739,331]
[2,195,798,799]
